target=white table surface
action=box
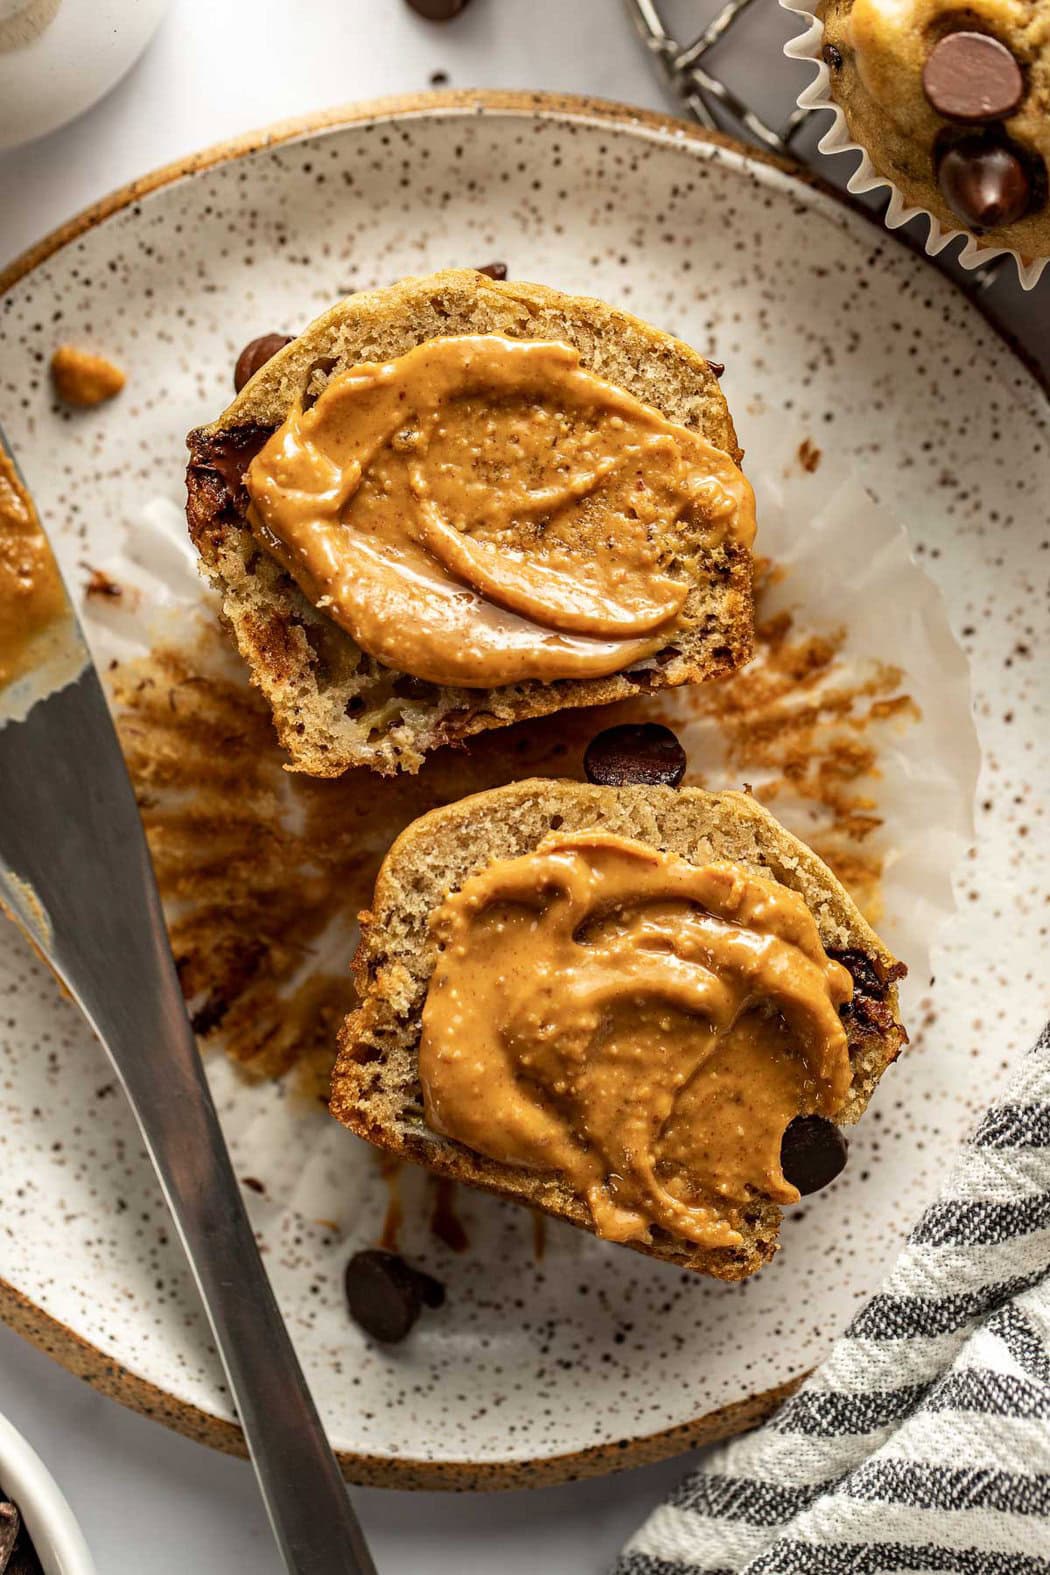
[0,3,1045,1572]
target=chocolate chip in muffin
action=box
[936,136,1032,230]
[188,423,275,504]
[830,947,908,1037]
[830,947,896,1000]
[781,1115,849,1195]
[584,723,687,788]
[344,1249,445,1343]
[475,261,508,279]
[822,42,843,71]
[234,333,293,394]
[922,31,1024,124]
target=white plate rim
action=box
[1,89,1046,1489]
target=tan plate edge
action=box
[0,88,1036,1491]
[2,87,1045,394]
[0,1272,802,1488]
[0,89,755,294]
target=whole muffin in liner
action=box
[781,0,1048,290]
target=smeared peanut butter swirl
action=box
[420,834,853,1249]
[245,335,755,688]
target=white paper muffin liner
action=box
[780,0,1048,291]
[77,460,980,1227]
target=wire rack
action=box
[625,0,1007,295]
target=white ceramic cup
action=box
[0,0,169,151]
[0,1409,95,1575]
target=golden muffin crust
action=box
[821,0,1050,257]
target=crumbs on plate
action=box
[50,344,125,408]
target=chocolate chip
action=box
[475,261,508,280]
[234,333,292,394]
[344,1249,444,1343]
[829,947,887,999]
[922,31,1024,123]
[584,723,687,788]
[405,0,470,18]
[822,42,843,70]
[781,1115,848,1195]
[937,138,1031,230]
[706,357,725,378]
[415,1268,446,1308]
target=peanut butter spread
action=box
[244,335,755,688]
[0,446,67,688]
[420,834,853,1249]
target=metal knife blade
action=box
[0,427,376,1575]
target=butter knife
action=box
[0,430,376,1575]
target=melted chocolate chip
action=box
[922,31,1024,124]
[822,42,843,70]
[937,138,1031,230]
[829,948,890,999]
[234,333,293,394]
[475,261,508,280]
[344,1249,445,1343]
[406,0,470,17]
[830,947,907,1036]
[781,1115,848,1195]
[584,723,687,788]
[188,423,274,500]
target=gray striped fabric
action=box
[616,1022,1050,1575]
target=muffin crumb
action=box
[51,344,125,407]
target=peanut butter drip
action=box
[420,834,852,1250]
[0,446,68,688]
[245,335,755,688]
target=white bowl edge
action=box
[0,1411,95,1575]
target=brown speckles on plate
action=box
[0,93,1044,1490]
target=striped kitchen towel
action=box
[616,1021,1050,1574]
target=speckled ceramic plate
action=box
[0,94,1046,1489]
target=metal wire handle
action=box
[628,0,809,152]
[625,0,1006,291]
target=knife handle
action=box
[0,668,376,1575]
